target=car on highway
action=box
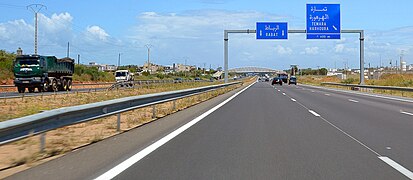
[272,77,283,85]
[174,77,183,83]
[289,76,297,85]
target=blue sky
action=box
[0,0,412,70]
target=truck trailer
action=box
[13,55,74,93]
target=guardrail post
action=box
[40,133,46,153]
[152,105,156,119]
[117,113,121,132]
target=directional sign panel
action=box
[256,22,288,39]
[306,4,340,39]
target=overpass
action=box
[229,67,285,76]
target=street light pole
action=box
[27,4,46,55]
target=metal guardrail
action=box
[108,79,207,90]
[0,82,240,145]
[321,82,413,92]
[0,82,114,88]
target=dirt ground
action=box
[0,78,255,178]
[0,81,219,122]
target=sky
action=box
[0,0,412,70]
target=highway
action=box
[7,81,413,179]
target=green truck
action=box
[13,54,74,93]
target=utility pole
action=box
[67,42,70,57]
[27,4,46,55]
[145,44,153,73]
[118,53,121,70]
[77,54,80,65]
[185,57,188,77]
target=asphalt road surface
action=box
[8,82,413,179]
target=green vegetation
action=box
[367,74,413,87]
[0,50,16,82]
[286,68,328,76]
[73,64,114,82]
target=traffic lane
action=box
[298,84,413,112]
[294,84,413,115]
[114,82,404,180]
[7,84,247,180]
[277,84,413,172]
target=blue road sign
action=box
[256,22,288,39]
[306,4,340,39]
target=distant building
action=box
[408,64,413,71]
[88,62,117,72]
[143,62,169,74]
[16,47,23,56]
[175,64,195,72]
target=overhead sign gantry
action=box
[224,3,365,85]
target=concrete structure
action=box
[229,67,283,75]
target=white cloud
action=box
[303,47,319,55]
[86,25,109,41]
[335,44,344,53]
[274,45,293,55]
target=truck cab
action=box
[115,70,134,82]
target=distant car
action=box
[278,74,288,83]
[272,77,283,85]
[194,77,201,80]
[174,77,183,83]
[289,76,297,85]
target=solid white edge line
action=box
[348,99,359,103]
[291,98,296,102]
[95,82,256,180]
[401,111,413,116]
[379,156,413,179]
[308,110,320,117]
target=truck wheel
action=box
[17,87,25,93]
[28,87,35,93]
[62,79,68,91]
[67,80,72,91]
[41,81,50,92]
[51,79,58,92]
